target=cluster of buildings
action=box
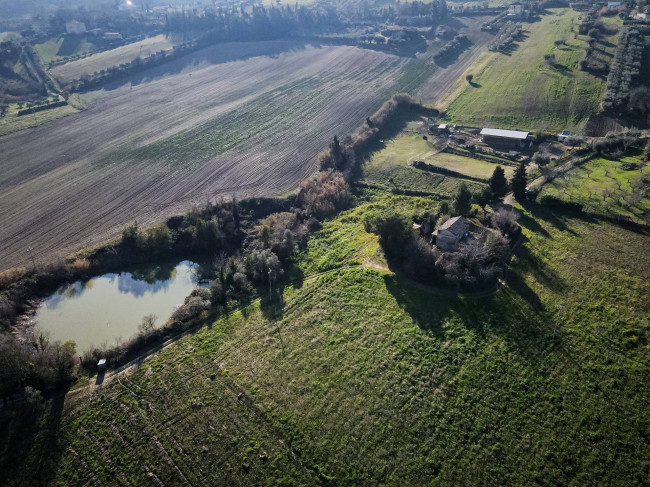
[65,20,122,40]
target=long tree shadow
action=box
[99,39,313,93]
[0,391,67,485]
[381,266,557,367]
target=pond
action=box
[35,260,208,352]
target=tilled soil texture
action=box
[1,41,432,270]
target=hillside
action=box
[2,186,648,485]
[445,9,620,132]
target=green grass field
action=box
[539,151,649,222]
[49,35,176,84]
[2,187,648,485]
[0,105,79,136]
[34,35,100,65]
[446,9,619,132]
[362,131,510,194]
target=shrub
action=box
[364,211,413,257]
[298,171,351,219]
[490,207,520,236]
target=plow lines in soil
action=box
[0,41,433,270]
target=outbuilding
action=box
[480,128,531,148]
[434,216,470,251]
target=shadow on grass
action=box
[518,210,551,238]
[382,273,455,339]
[57,35,84,56]
[354,104,440,179]
[0,391,67,485]
[513,242,567,295]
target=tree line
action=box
[602,26,648,112]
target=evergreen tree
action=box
[453,182,473,216]
[330,135,346,170]
[489,166,508,198]
[474,186,492,211]
[511,162,528,201]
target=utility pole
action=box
[554,304,565,337]
[27,246,36,269]
[268,268,272,302]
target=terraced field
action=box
[0,40,436,271]
[49,35,176,83]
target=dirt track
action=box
[1,32,491,271]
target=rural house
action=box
[434,216,470,251]
[480,128,531,148]
[607,2,621,9]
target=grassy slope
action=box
[3,190,648,486]
[0,105,79,136]
[539,151,650,222]
[446,9,616,132]
[34,36,99,65]
[365,131,515,179]
[50,35,175,84]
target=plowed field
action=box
[1,40,435,270]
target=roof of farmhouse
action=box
[480,128,530,140]
[438,216,469,236]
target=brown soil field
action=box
[0,41,424,270]
[0,27,492,272]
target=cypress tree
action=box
[489,166,508,198]
[511,162,528,201]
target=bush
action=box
[298,171,351,219]
[490,207,520,236]
[364,212,413,257]
[539,195,584,212]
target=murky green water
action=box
[35,260,207,352]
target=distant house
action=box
[104,32,123,40]
[508,2,525,16]
[480,128,531,148]
[434,216,470,251]
[438,123,449,134]
[607,1,621,8]
[65,20,86,35]
[557,130,571,143]
[91,28,103,37]
[435,26,447,37]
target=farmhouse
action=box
[434,216,470,251]
[65,21,86,35]
[607,2,621,8]
[508,2,525,17]
[104,32,123,40]
[480,128,531,148]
